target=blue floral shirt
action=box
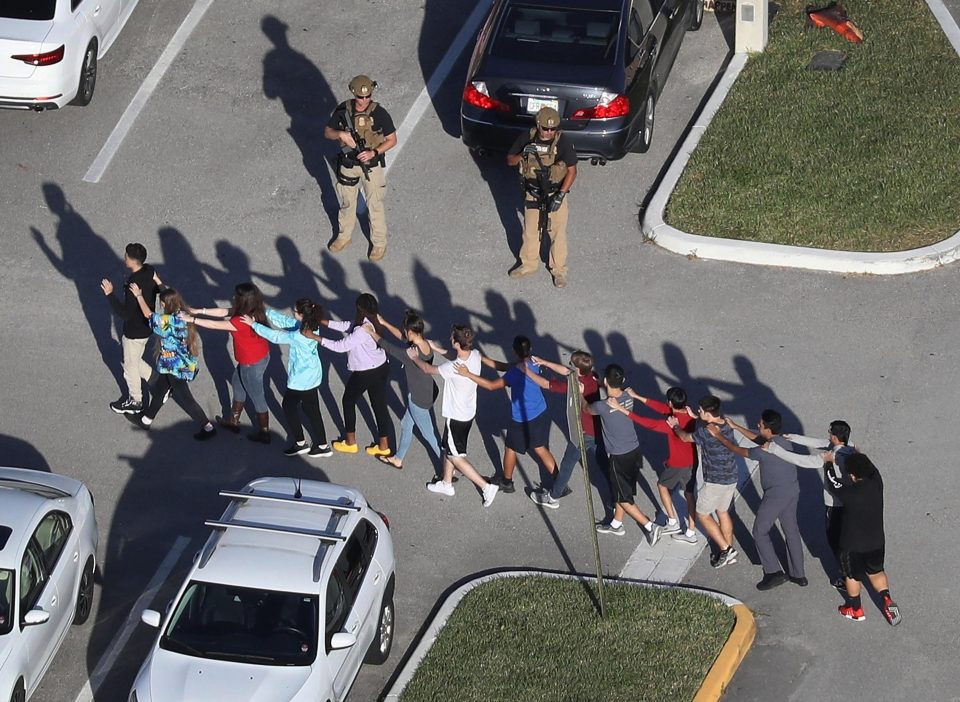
[150,313,199,381]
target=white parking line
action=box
[73,536,191,702]
[384,0,493,175]
[82,0,217,183]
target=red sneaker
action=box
[882,595,902,626]
[838,604,865,621]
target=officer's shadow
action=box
[470,151,525,265]
[261,15,341,239]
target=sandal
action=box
[376,455,403,470]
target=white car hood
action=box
[146,649,314,702]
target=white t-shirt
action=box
[437,350,482,421]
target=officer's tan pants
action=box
[520,194,568,276]
[335,163,387,248]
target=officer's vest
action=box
[520,129,568,186]
[347,100,385,149]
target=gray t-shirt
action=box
[381,339,437,409]
[590,395,639,456]
[747,436,798,492]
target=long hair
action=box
[159,288,200,357]
[295,298,325,332]
[354,293,388,338]
[231,283,267,324]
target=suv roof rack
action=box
[219,489,362,513]
[204,518,348,543]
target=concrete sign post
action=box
[735,0,769,53]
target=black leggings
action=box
[342,362,391,438]
[282,386,327,445]
[146,374,208,425]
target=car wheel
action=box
[364,590,394,665]
[72,40,98,107]
[690,0,704,30]
[632,92,656,154]
[10,679,25,702]
[72,556,95,625]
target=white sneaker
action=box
[529,489,559,510]
[482,482,499,507]
[646,523,663,547]
[427,480,455,496]
[671,531,698,544]
[661,520,682,535]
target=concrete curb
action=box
[382,570,754,701]
[641,1,960,275]
[692,603,757,702]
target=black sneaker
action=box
[308,444,333,458]
[557,486,573,499]
[110,398,143,414]
[489,476,516,493]
[125,413,150,431]
[832,576,848,593]
[789,576,809,587]
[193,426,217,441]
[283,442,309,457]
[713,547,738,568]
[756,571,788,591]
[710,551,720,567]
[430,475,459,484]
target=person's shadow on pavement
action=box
[31,182,125,395]
[261,15,341,240]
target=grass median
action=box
[666,0,960,252]
[399,576,734,702]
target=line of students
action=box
[101,254,898,624]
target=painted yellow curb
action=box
[692,603,756,702]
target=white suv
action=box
[0,467,98,702]
[129,478,396,702]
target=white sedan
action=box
[130,478,396,702]
[0,0,139,110]
[0,467,99,702]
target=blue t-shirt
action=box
[503,362,547,423]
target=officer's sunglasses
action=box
[540,126,557,132]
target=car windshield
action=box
[491,5,620,65]
[1,0,57,21]
[0,570,13,636]
[160,581,318,666]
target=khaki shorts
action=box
[697,481,737,514]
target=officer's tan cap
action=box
[349,75,375,97]
[536,107,561,128]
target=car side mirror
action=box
[141,609,162,628]
[330,632,357,650]
[23,608,50,626]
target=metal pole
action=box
[567,369,607,618]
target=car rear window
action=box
[1,0,57,20]
[491,5,621,65]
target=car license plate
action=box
[527,97,558,115]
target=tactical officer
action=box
[506,107,577,288]
[324,75,397,262]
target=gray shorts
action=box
[658,466,693,491]
[697,481,737,514]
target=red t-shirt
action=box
[628,398,695,468]
[547,372,601,438]
[230,315,269,365]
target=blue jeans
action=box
[396,395,442,466]
[231,354,269,412]
[551,434,603,499]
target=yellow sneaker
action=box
[332,440,359,454]
[365,444,391,457]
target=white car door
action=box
[329,521,384,700]
[18,542,61,694]
[71,0,119,51]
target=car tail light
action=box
[377,511,391,529]
[12,45,65,66]
[463,81,511,113]
[571,92,629,120]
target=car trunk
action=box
[0,20,55,79]
[479,55,618,127]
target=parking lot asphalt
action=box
[1,0,958,701]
